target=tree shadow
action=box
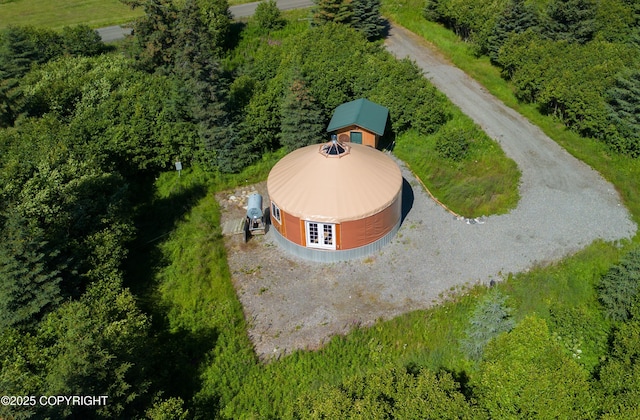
[226,21,247,52]
[440,367,474,401]
[379,18,392,40]
[121,177,221,413]
[147,324,220,407]
[123,178,208,300]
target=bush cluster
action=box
[435,124,473,161]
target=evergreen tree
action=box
[0,26,40,126]
[543,0,597,44]
[312,0,353,26]
[351,0,385,40]
[423,0,442,22]
[0,26,40,80]
[606,69,640,157]
[121,0,179,72]
[0,213,63,331]
[172,0,236,171]
[460,289,515,360]
[597,246,640,321]
[279,77,325,151]
[487,0,540,63]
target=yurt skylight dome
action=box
[319,136,350,158]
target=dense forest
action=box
[0,0,639,418]
[423,0,640,156]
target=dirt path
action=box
[222,24,637,361]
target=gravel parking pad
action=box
[220,24,636,361]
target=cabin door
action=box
[305,221,336,250]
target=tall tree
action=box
[37,278,151,419]
[121,0,179,72]
[172,0,236,171]
[543,0,597,44]
[0,213,63,330]
[279,76,325,151]
[0,26,39,126]
[351,0,385,40]
[312,0,353,26]
[606,69,640,157]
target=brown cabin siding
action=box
[335,125,378,148]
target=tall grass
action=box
[135,154,283,415]
[394,118,520,217]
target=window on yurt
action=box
[271,201,281,224]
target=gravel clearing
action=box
[221,24,637,361]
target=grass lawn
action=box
[0,0,143,30]
[0,0,254,30]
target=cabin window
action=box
[271,202,281,224]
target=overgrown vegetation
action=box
[394,122,520,217]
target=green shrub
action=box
[548,303,610,371]
[254,0,285,32]
[291,366,481,418]
[435,124,474,161]
[597,247,640,322]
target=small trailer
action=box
[244,193,266,242]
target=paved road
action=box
[97,25,132,43]
[97,0,314,42]
[229,0,313,18]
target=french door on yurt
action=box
[305,221,336,250]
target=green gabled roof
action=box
[327,98,389,136]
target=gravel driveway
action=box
[223,24,637,360]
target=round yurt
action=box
[267,140,403,262]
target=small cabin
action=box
[326,98,389,148]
